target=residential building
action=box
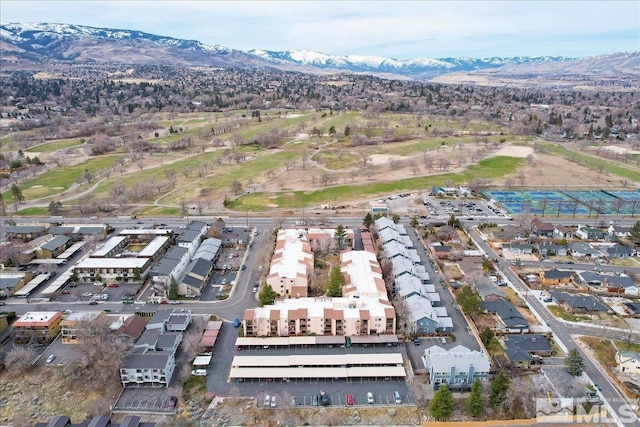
[178,257,213,296]
[266,228,313,298]
[616,351,640,374]
[34,415,156,427]
[4,225,47,240]
[503,334,552,363]
[539,269,573,285]
[606,243,633,258]
[13,311,62,346]
[110,315,148,348]
[0,272,32,296]
[537,242,567,257]
[119,309,189,388]
[553,225,574,239]
[149,246,190,287]
[623,302,640,317]
[532,219,555,238]
[37,235,70,258]
[405,295,452,334]
[502,243,533,255]
[430,245,452,259]
[568,242,604,258]
[243,296,395,337]
[474,280,506,301]
[481,299,530,333]
[61,310,105,344]
[423,344,491,390]
[575,225,606,241]
[549,291,609,314]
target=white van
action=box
[394,391,401,404]
[191,369,207,377]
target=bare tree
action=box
[3,346,37,375]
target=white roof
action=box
[92,236,128,257]
[424,344,491,373]
[57,241,86,259]
[42,270,72,295]
[251,295,390,321]
[270,229,311,280]
[76,258,149,269]
[13,274,50,297]
[341,251,385,299]
[138,236,170,257]
[193,355,212,366]
[119,229,173,235]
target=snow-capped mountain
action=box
[247,49,572,77]
[2,22,637,80]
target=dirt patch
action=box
[493,145,534,158]
[369,154,411,166]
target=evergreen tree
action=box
[430,384,454,421]
[363,212,373,229]
[489,372,510,408]
[326,266,344,297]
[11,183,24,204]
[258,284,277,307]
[479,327,495,348]
[629,221,640,244]
[457,286,481,316]
[565,348,585,376]
[168,277,179,300]
[465,379,484,418]
[335,224,347,249]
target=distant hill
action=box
[2,22,638,82]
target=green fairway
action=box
[26,139,84,153]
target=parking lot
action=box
[53,281,140,305]
[250,377,414,408]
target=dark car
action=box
[320,391,329,406]
[89,301,98,305]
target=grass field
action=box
[26,138,84,153]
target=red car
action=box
[346,394,354,405]
[160,300,168,304]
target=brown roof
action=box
[270,310,280,320]
[243,309,255,321]
[118,315,148,339]
[359,309,370,320]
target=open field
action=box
[3,110,640,217]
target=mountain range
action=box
[1,22,639,80]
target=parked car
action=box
[191,369,207,376]
[46,355,56,364]
[320,390,329,406]
[367,392,374,404]
[394,391,402,404]
[312,395,318,406]
[264,395,271,406]
[413,338,420,346]
[346,394,354,405]
[233,318,241,327]
[88,301,98,305]
[270,395,276,407]
[441,337,447,344]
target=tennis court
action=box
[482,189,640,215]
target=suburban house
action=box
[531,219,555,238]
[480,299,530,333]
[430,245,452,259]
[391,256,430,283]
[553,225,574,239]
[503,334,552,368]
[395,274,440,305]
[575,225,606,241]
[266,228,314,298]
[623,302,640,317]
[549,291,609,314]
[110,315,148,348]
[603,275,639,296]
[539,269,573,285]
[502,243,533,256]
[474,280,506,301]
[568,242,604,258]
[423,345,491,390]
[175,221,209,258]
[616,351,640,374]
[60,310,105,344]
[435,225,459,242]
[537,242,568,257]
[13,311,62,346]
[608,224,631,238]
[605,243,633,258]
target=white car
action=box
[46,355,56,364]
[367,392,374,404]
[270,395,276,407]
[264,395,271,406]
[191,369,207,377]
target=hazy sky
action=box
[2,1,639,59]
